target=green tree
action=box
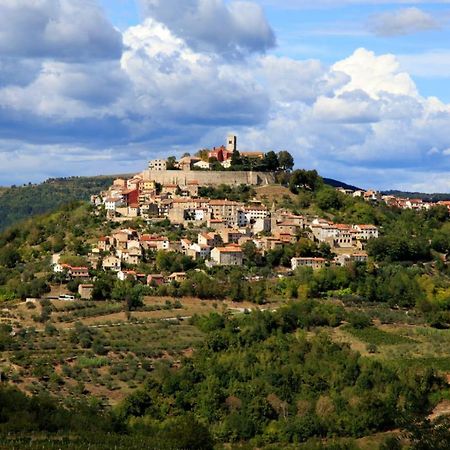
[278,150,294,171]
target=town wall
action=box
[141,170,276,187]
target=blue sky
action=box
[1,0,450,191]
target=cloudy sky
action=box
[1,0,450,191]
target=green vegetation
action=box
[205,150,294,172]
[0,167,450,447]
[343,324,416,346]
[1,304,444,449]
[0,176,115,231]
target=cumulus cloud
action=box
[140,0,276,57]
[1,1,450,191]
[332,48,418,98]
[0,0,123,61]
[368,7,439,37]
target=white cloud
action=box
[332,48,418,98]
[1,1,450,191]
[140,0,276,57]
[368,7,439,37]
[0,0,122,61]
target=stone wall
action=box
[141,170,276,187]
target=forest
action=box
[0,176,115,231]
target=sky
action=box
[1,1,450,191]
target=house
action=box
[273,221,300,236]
[352,225,379,240]
[128,204,140,217]
[210,245,243,266]
[198,232,222,247]
[97,236,111,252]
[122,189,139,206]
[336,252,368,266]
[117,247,142,265]
[252,217,271,234]
[209,200,241,226]
[147,274,165,286]
[180,238,192,253]
[219,229,242,244]
[102,256,121,271]
[363,190,381,202]
[187,243,211,260]
[168,272,187,283]
[291,257,327,270]
[149,159,167,171]
[68,266,90,278]
[207,218,227,230]
[208,145,233,162]
[113,178,127,188]
[438,201,450,212]
[104,197,123,212]
[193,160,211,170]
[117,270,137,281]
[140,235,170,251]
[177,156,201,171]
[78,284,94,300]
[240,151,265,160]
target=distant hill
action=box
[382,190,450,202]
[323,177,361,191]
[0,176,117,231]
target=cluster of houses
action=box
[53,210,376,295]
[337,187,450,212]
[54,172,380,295]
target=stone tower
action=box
[226,134,237,152]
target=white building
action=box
[193,160,211,170]
[352,225,379,240]
[149,159,167,171]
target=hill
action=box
[383,190,450,202]
[0,176,118,231]
[323,177,361,191]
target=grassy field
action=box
[331,320,450,375]
[0,294,267,406]
[3,295,450,412]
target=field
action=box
[0,294,265,406]
[331,318,450,374]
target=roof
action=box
[214,246,242,253]
[210,200,240,206]
[293,257,326,262]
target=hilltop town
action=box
[47,135,381,295]
[1,135,450,449]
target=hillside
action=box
[0,176,118,231]
[383,190,450,202]
[0,173,450,448]
[323,177,361,191]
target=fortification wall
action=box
[142,170,276,187]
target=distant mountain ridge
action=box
[0,176,117,231]
[323,177,362,191]
[382,190,450,202]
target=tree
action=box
[289,169,321,193]
[167,156,177,170]
[230,150,242,167]
[263,151,280,171]
[278,151,294,171]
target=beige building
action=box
[291,257,327,271]
[210,246,243,266]
[102,256,121,271]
